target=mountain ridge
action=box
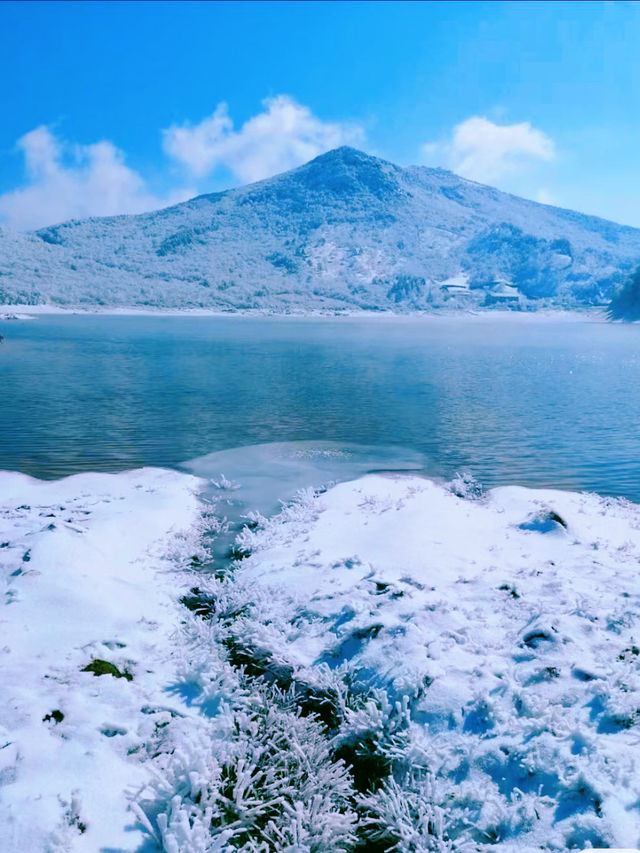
[1,146,638,311]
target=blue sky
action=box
[1,0,639,228]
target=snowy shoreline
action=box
[2,466,640,850]
[0,303,606,323]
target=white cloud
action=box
[423,116,555,183]
[0,126,193,231]
[0,97,365,230]
[163,95,365,183]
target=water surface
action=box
[1,314,639,501]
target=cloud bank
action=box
[0,127,193,231]
[0,97,364,230]
[0,106,554,231]
[162,95,365,183]
[423,116,555,183]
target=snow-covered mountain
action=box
[1,146,639,310]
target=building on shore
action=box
[440,274,472,297]
[485,278,521,306]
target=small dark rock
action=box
[180,592,216,619]
[43,709,64,724]
[520,510,567,533]
[619,646,640,660]
[499,583,520,599]
[352,624,383,641]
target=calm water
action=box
[1,313,640,500]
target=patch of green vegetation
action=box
[81,659,133,681]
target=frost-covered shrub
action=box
[332,692,411,793]
[216,698,356,851]
[138,689,357,852]
[137,480,640,852]
[358,774,460,853]
[447,472,484,501]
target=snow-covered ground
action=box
[192,473,640,851]
[0,467,204,852]
[2,466,640,851]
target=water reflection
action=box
[1,314,639,500]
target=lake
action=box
[2,313,640,502]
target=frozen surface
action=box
[186,440,427,514]
[0,467,204,852]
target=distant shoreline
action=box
[0,304,608,322]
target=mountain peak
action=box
[302,146,397,174]
[287,146,400,199]
[308,145,383,164]
[4,145,640,312]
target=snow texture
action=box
[1,147,639,311]
[184,473,640,851]
[0,467,204,852]
[3,466,640,851]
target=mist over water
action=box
[2,313,640,501]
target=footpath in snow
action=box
[2,466,640,851]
